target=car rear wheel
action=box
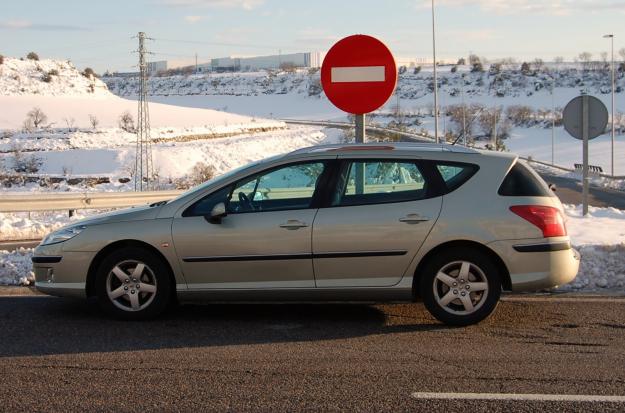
[95,247,171,320]
[420,248,501,326]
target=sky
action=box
[1,0,624,73]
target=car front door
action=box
[312,158,443,288]
[172,160,331,289]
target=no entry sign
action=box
[321,35,398,115]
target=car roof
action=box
[288,142,479,156]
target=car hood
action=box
[73,204,161,227]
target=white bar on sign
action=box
[331,66,385,83]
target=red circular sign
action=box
[321,35,398,115]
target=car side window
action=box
[436,162,479,193]
[331,160,428,207]
[228,162,327,213]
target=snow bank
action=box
[0,211,90,241]
[0,248,34,286]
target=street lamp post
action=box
[431,0,439,143]
[604,34,616,176]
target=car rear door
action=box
[312,157,443,287]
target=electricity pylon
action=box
[134,32,154,191]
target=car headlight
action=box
[41,225,88,246]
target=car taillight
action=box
[510,205,567,238]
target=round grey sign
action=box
[562,95,608,140]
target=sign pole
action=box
[355,114,366,144]
[582,95,589,217]
[354,113,365,194]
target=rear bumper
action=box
[488,239,580,292]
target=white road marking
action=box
[331,66,385,83]
[502,296,625,303]
[410,392,625,403]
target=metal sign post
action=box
[355,114,365,143]
[562,95,608,217]
[582,95,589,216]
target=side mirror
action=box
[209,202,227,224]
[549,183,557,192]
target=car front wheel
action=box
[95,247,172,320]
[420,248,501,326]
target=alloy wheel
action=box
[106,260,158,312]
[432,260,489,315]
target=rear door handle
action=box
[399,214,430,224]
[279,220,309,230]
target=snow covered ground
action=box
[103,65,625,177]
[1,202,624,291]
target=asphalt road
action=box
[540,173,625,209]
[1,294,625,412]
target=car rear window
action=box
[436,162,479,193]
[498,162,552,197]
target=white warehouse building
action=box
[195,52,322,73]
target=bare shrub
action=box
[118,111,135,133]
[13,150,43,173]
[279,62,297,73]
[88,114,99,130]
[506,105,534,126]
[446,103,484,139]
[82,67,96,78]
[308,78,322,96]
[23,107,48,131]
[189,162,215,186]
[478,107,511,140]
[64,117,76,132]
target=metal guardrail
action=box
[0,190,183,213]
[281,119,435,143]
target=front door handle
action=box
[279,220,308,230]
[399,214,430,224]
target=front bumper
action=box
[488,239,580,292]
[32,246,95,299]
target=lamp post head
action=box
[603,34,614,38]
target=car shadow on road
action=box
[0,297,451,358]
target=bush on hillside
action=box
[23,107,48,131]
[82,67,96,78]
[88,114,99,130]
[27,52,39,61]
[118,111,135,133]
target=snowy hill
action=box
[103,65,622,103]
[0,57,110,96]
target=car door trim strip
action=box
[182,250,407,263]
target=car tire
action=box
[420,247,501,326]
[95,247,172,320]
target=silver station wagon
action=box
[33,143,579,325]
